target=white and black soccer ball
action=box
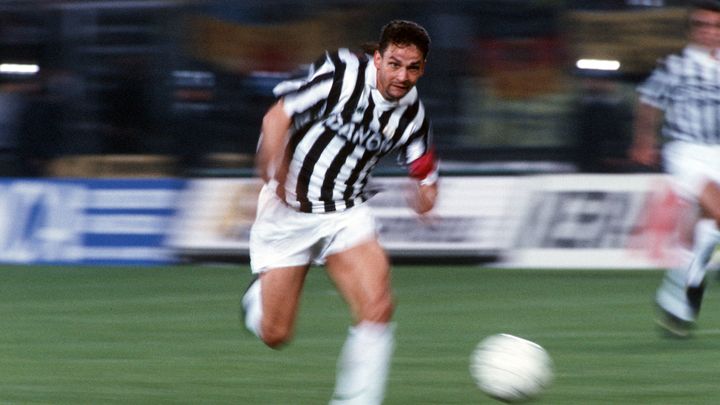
[469,333,553,403]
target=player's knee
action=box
[362,292,394,323]
[261,323,293,349]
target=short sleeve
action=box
[272,51,335,119]
[637,57,679,111]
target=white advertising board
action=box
[167,176,526,261]
[168,174,678,269]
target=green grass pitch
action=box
[1,264,720,404]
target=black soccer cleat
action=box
[686,282,706,315]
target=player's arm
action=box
[413,182,438,215]
[407,148,439,215]
[629,101,663,167]
[257,51,339,183]
[257,99,292,183]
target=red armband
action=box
[408,149,438,183]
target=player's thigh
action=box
[260,265,310,328]
[665,143,720,224]
[699,182,720,225]
[325,238,393,323]
[664,142,720,199]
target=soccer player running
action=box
[630,0,720,337]
[241,20,438,403]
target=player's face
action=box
[374,43,425,101]
[689,9,720,49]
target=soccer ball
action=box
[469,333,553,403]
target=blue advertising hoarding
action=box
[0,178,184,265]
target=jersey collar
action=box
[685,44,720,66]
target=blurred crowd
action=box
[0,0,691,177]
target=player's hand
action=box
[416,210,440,226]
[406,182,437,215]
[629,143,659,167]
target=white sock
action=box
[657,267,697,321]
[657,220,720,321]
[686,219,720,287]
[330,321,395,405]
[242,278,263,338]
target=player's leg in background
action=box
[656,181,720,336]
[242,274,263,337]
[242,265,310,348]
[689,182,720,307]
[325,239,394,405]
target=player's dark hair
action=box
[691,0,720,12]
[378,20,431,60]
[359,41,379,55]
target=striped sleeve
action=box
[637,56,680,110]
[397,102,431,165]
[405,120,438,185]
[396,102,438,184]
[273,51,336,119]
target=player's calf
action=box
[241,276,294,348]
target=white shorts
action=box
[249,184,378,273]
[663,141,720,201]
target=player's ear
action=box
[373,50,382,69]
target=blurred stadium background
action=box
[1,0,718,404]
[0,0,690,177]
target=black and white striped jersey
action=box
[270,48,434,214]
[638,46,720,144]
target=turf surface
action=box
[1,265,719,404]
